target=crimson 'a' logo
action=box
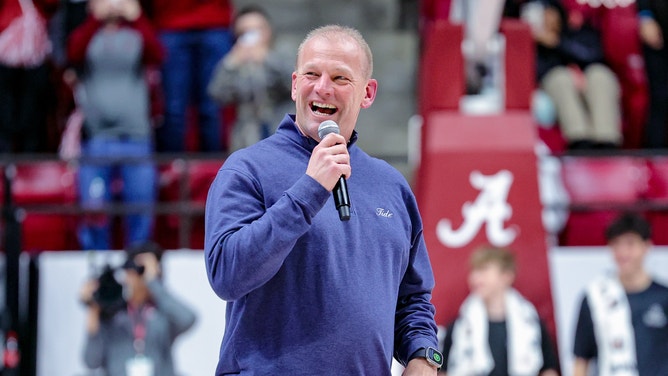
[436,170,518,248]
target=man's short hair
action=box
[470,245,516,273]
[296,24,374,79]
[605,212,652,242]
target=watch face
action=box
[427,347,443,367]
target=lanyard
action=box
[128,304,149,354]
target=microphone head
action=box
[318,120,340,140]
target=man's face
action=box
[468,262,514,302]
[609,232,650,278]
[292,35,377,142]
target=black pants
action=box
[642,43,668,148]
[0,63,49,153]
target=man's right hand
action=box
[306,132,351,191]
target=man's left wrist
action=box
[409,347,443,369]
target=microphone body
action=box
[317,120,351,221]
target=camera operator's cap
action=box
[121,241,163,270]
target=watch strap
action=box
[410,346,443,369]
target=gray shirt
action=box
[79,26,152,140]
[83,280,197,376]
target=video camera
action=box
[90,265,126,321]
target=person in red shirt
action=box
[141,0,234,152]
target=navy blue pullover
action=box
[204,115,438,375]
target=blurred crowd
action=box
[0,0,297,156]
[422,0,668,151]
[1,0,662,157]
[1,0,295,251]
[1,0,667,249]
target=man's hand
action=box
[306,133,350,191]
[403,358,438,376]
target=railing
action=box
[0,153,229,251]
[0,152,411,252]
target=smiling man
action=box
[572,212,668,376]
[204,25,440,375]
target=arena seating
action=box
[645,157,668,245]
[0,158,223,252]
[0,162,78,252]
[558,156,649,245]
[600,3,649,149]
[155,159,223,250]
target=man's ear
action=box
[291,71,298,101]
[360,78,378,109]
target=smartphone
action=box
[239,30,261,46]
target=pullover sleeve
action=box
[204,166,330,301]
[146,279,197,340]
[393,194,439,365]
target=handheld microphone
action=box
[317,120,351,221]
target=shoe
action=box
[594,142,619,150]
[568,140,595,150]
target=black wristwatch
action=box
[411,346,443,369]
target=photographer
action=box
[79,242,196,376]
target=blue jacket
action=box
[204,115,438,375]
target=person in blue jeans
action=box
[142,0,234,152]
[77,139,157,250]
[67,0,164,249]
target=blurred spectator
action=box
[63,0,90,36]
[440,246,560,376]
[529,0,622,150]
[572,213,668,376]
[79,242,196,376]
[450,0,507,95]
[208,5,293,152]
[0,0,59,153]
[141,0,234,152]
[638,0,668,148]
[67,0,164,250]
[50,0,90,65]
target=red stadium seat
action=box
[561,156,649,204]
[645,157,668,245]
[500,19,535,110]
[2,162,79,252]
[155,159,223,250]
[559,156,649,245]
[600,4,649,149]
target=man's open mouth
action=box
[310,101,338,116]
